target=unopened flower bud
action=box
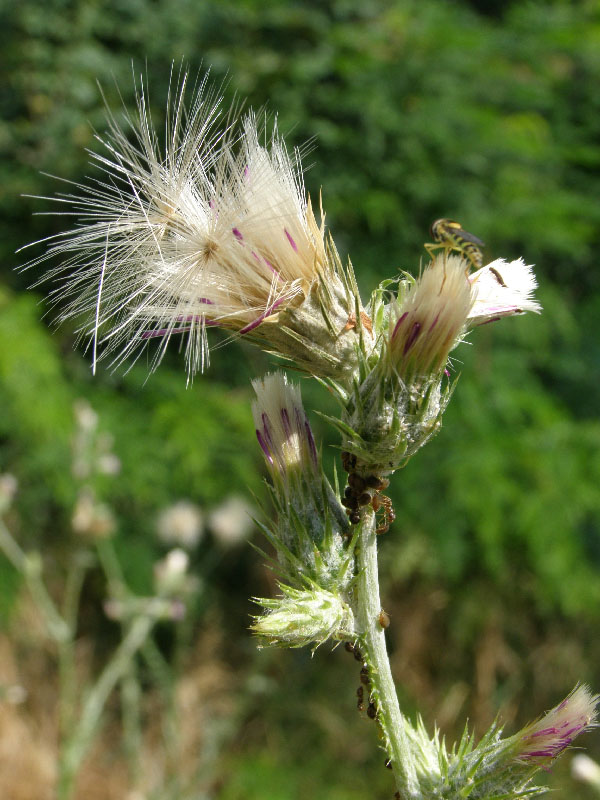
[252,584,355,649]
[407,684,599,799]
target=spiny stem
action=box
[356,511,422,800]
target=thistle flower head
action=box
[516,684,598,764]
[334,256,473,476]
[252,372,352,590]
[388,254,474,380]
[468,258,542,327]
[398,686,598,800]
[331,253,541,478]
[252,371,319,486]
[20,72,368,380]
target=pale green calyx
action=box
[251,583,355,649]
[257,237,375,383]
[336,366,453,477]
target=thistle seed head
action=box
[20,72,346,380]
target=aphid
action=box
[341,450,357,473]
[357,685,365,711]
[341,453,395,533]
[345,642,364,663]
[378,609,391,629]
[426,218,485,271]
[367,702,377,720]
[360,665,370,685]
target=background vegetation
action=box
[1,0,600,797]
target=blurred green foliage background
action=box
[2,0,600,797]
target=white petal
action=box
[468,258,541,326]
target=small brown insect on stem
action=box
[378,609,391,629]
[340,452,396,534]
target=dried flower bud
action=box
[73,399,99,433]
[104,596,187,622]
[97,453,121,476]
[2,684,27,705]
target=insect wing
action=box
[454,227,485,247]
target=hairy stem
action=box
[356,511,422,800]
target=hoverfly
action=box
[425,218,485,271]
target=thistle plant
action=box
[20,71,597,799]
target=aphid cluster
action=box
[341,451,396,534]
[425,218,485,271]
[345,642,377,720]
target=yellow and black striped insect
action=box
[425,218,485,271]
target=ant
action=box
[340,451,396,534]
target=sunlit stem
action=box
[356,511,422,800]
